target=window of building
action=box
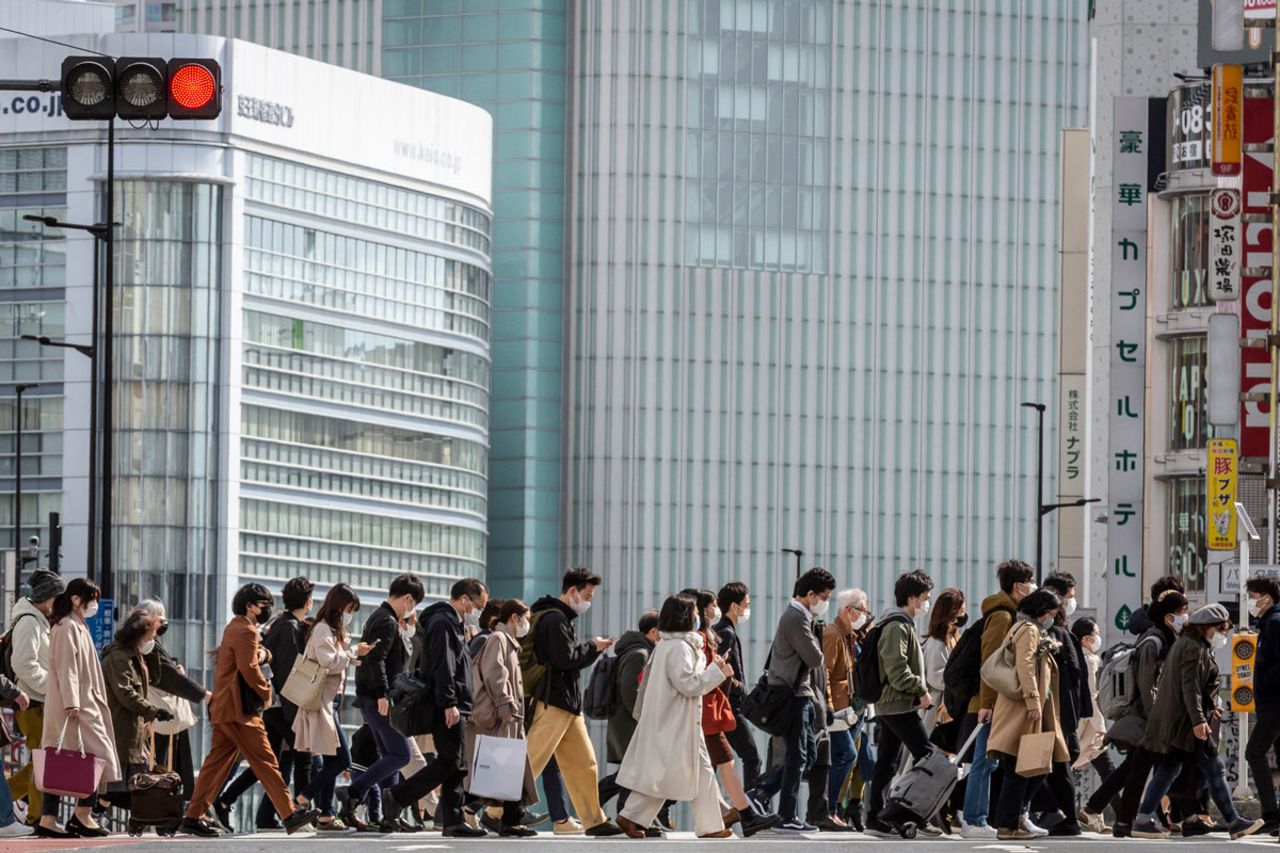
[1169,335,1214,450]
[1170,194,1213,310]
[1167,477,1207,595]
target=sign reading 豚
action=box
[1208,439,1239,550]
[1210,188,1242,301]
[85,598,115,655]
[1108,98,1149,640]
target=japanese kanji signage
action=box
[1208,438,1239,550]
[1212,64,1243,175]
[1210,188,1242,301]
[1241,93,1274,459]
[1169,83,1210,170]
[1058,376,1085,498]
[1108,98,1149,638]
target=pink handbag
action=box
[33,717,107,799]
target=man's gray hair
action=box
[836,588,866,612]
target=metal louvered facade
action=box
[564,1,1089,645]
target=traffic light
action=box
[60,55,221,121]
[1231,632,1256,713]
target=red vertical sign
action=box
[1242,93,1274,458]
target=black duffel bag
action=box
[740,652,804,737]
[388,670,436,737]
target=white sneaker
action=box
[1021,815,1048,837]
[11,800,27,826]
[554,818,585,836]
[0,823,33,838]
[959,821,998,839]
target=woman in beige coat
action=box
[290,584,373,831]
[467,599,538,837]
[37,578,121,839]
[986,590,1069,841]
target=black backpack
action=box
[0,612,36,685]
[853,612,913,704]
[941,615,988,718]
[583,654,618,720]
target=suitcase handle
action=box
[949,720,989,767]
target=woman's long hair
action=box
[309,583,361,646]
[926,588,965,645]
[680,587,719,649]
[49,577,101,627]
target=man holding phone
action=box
[340,573,424,827]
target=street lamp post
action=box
[782,548,804,578]
[12,383,38,601]
[1022,401,1100,582]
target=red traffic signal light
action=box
[115,57,167,120]
[61,56,116,120]
[167,59,220,120]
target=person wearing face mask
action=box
[467,599,506,658]
[524,568,624,837]
[921,588,966,736]
[1125,575,1187,637]
[714,582,761,787]
[38,578,120,838]
[8,569,63,835]
[1245,575,1280,834]
[100,607,174,820]
[1132,604,1263,840]
[744,567,836,833]
[823,588,873,829]
[339,574,425,829]
[1081,589,1188,837]
[601,610,662,820]
[291,584,375,830]
[985,590,1069,841]
[864,570,936,838]
[1070,617,1116,832]
[182,583,319,837]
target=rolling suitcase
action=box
[881,721,986,839]
[128,731,183,837]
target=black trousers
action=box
[1087,749,1137,814]
[1116,748,1158,826]
[804,731,832,824]
[993,757,1034,830]
[868,711,932,824]
[1248,710,1280,817]
[391,712,466,828]
[725,707,763,788]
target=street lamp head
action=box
[1021,401,1046,412]
[14,384,39,394]
[21,214,58,227]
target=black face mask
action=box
[156,621,169,636]
[256,605,272,625]
[955,613,969,628]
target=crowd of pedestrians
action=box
[0,561,1274,840]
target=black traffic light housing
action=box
[59,54,222,121]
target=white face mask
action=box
[515,617,530,638]
[710,606,722,625]
[1171,612,1189,633]
[916,598,932,617]
[1251,597,1268,618]
[1019,582,1037,597]
[810,598,830,619]
[400,624,414,640]
[1084,634,1101,654]
[139,638,156,655]
[341,611,354,628]
[1039,615,1056,631]
[1211,631,1230,651]
[1063,597,1078,617]
[851,612,868,631]
[738,607,751,625]
[81,600,99,620]
[465,607,481,628]
[569,591,592,616]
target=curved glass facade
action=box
[240,155,491,601]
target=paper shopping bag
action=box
[1015,729,1056,778]
[469,734,527,802]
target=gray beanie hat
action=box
[27,569,65,603]
[1189,602,1230,626]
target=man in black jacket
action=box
[714,582,760,786]
[1126,575,1185,637]
[1247,575,1280,832]
[525,568,623,837]
[339,573,424,826]
[385,578,488,837]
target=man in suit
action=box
[181,584,319,837]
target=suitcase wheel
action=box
[898,822,917,840]
[160,824,179,837]
[128,822,143,837]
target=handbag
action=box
[129,730,183,827]
[742,649,806,737]
[1015,719,1056,778]
[631,654,655,722]
[281,654,327,712]
[150,688,197,735]
[469,734,527,802]
[32,717,107,799]
[239,674,264,716]
[980,622,1030,699]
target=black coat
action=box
[530,596,600,715]
[355,602,409,703]
[417,601,474,714]
[1048,624,1091,751]
[713,616,747,707]
[263,612,306,721]
[1257,603,1280,711]
[1127,604,1154,637]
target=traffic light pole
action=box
[101,116,114,604]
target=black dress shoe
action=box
[181,817,222,838]
[284,807,320,835]
[34,824,74,839]
[499,824,538,838]
[395,818,420,833]
[335,786,358,826]
[212,799,234,834]
[443,823,488,838]
[67,816,110,838]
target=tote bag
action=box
[469,734,527,802]
[151,688,197,735]
[33,717,107,799]
[281,654,327,712]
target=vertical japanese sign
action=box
[1211,188,1242,301]
[1058,378,1086,497]
[1208,438,1240,550]
[1108,98,1149,636]
[1212,64,1243,175]
[1242,93,1274,459]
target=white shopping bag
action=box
[469,734,527,802]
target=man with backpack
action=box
[523,568,624,837]
[953,559,1036,838]
[745,567,836,833]
[598,610,659,817]
[1247,575,1280,834]
[6,569,62,828]
[862,570,935,838]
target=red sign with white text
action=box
[1242,93,1273,459]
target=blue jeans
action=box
[828,728,856,809]
[755,698,816,822]
[351,704,411,801]
[963,718,995,826]
[542,756,573,823]
[299,712,352,817]
[1140,751,1239,823]
[0,767,15,827]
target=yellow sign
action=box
[1232,633,1256,713]
[1208,438,1238,550]
[1213,64,1244,176]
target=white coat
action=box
[291,620,358,756]
[1073,647,1108,769]
[41,615,122,790]
[616,631,726,802]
